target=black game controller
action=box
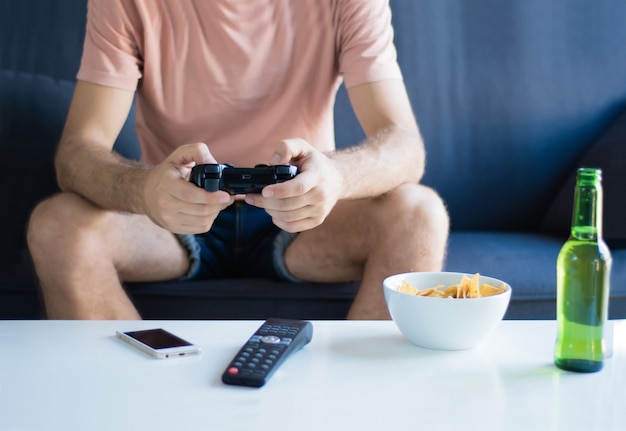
[190,164,298,194]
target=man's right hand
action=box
[142,143,234,234]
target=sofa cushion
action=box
[0,71,70,274]
[0,70,140,275]
[126,278,359,320]
[542,108,626,248]
[444,231,626,319]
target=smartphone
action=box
[116,328,202,359]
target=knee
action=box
[374,183,449,238]
[27,193,101,259]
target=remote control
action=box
[221,318,313,388]
[190,163,298,194]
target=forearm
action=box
[330,125,425,200]
[55,137,150,214]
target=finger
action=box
[169,143,216,169]
[271,138,311,165]
[270,215,318,233]
[160,199,233,233]
[165,198,223,218]
[171,180,234,206]
[250,193,308,212]
[265,205,313,224]
[167,215,217,234]
[261,170,314,200]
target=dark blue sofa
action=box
[2,0,626,319]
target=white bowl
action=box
[383,272,512,350]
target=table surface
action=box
[0,319,623,431]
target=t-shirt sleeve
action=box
[76,0,142,91]
[335,0,403,89]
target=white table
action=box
[0,320,623,431]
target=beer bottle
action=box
[554,167,611,372]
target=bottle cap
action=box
[577,167,602,184]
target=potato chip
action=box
[457,278,465,298]
[468,273,480,298]
[398,280,419,295]
[415,287,437,297]
[443,285,459,298]
[398,273,507,299]
[416,287,446,297]
[479,283,507,297]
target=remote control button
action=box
[261,335,281,344]
[227,367,239,376]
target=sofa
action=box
[2,0,626,320]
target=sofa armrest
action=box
[542,107,626,248]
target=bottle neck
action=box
[571,169,603,241]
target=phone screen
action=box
[124,329,193,349]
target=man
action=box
[27,0,449,320]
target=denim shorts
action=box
[176,201,301,282]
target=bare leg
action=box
[284,183,449,319]
[27,193,189,319]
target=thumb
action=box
[272,138,311,165]
[169,143,216,168]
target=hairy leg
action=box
[27,192,189,319]
[284,183,449,319]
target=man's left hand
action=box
[244,138,342,232]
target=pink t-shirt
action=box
[78,0,402,165]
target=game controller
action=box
[190,163,298,194]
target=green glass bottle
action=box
[554,167,611,372]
